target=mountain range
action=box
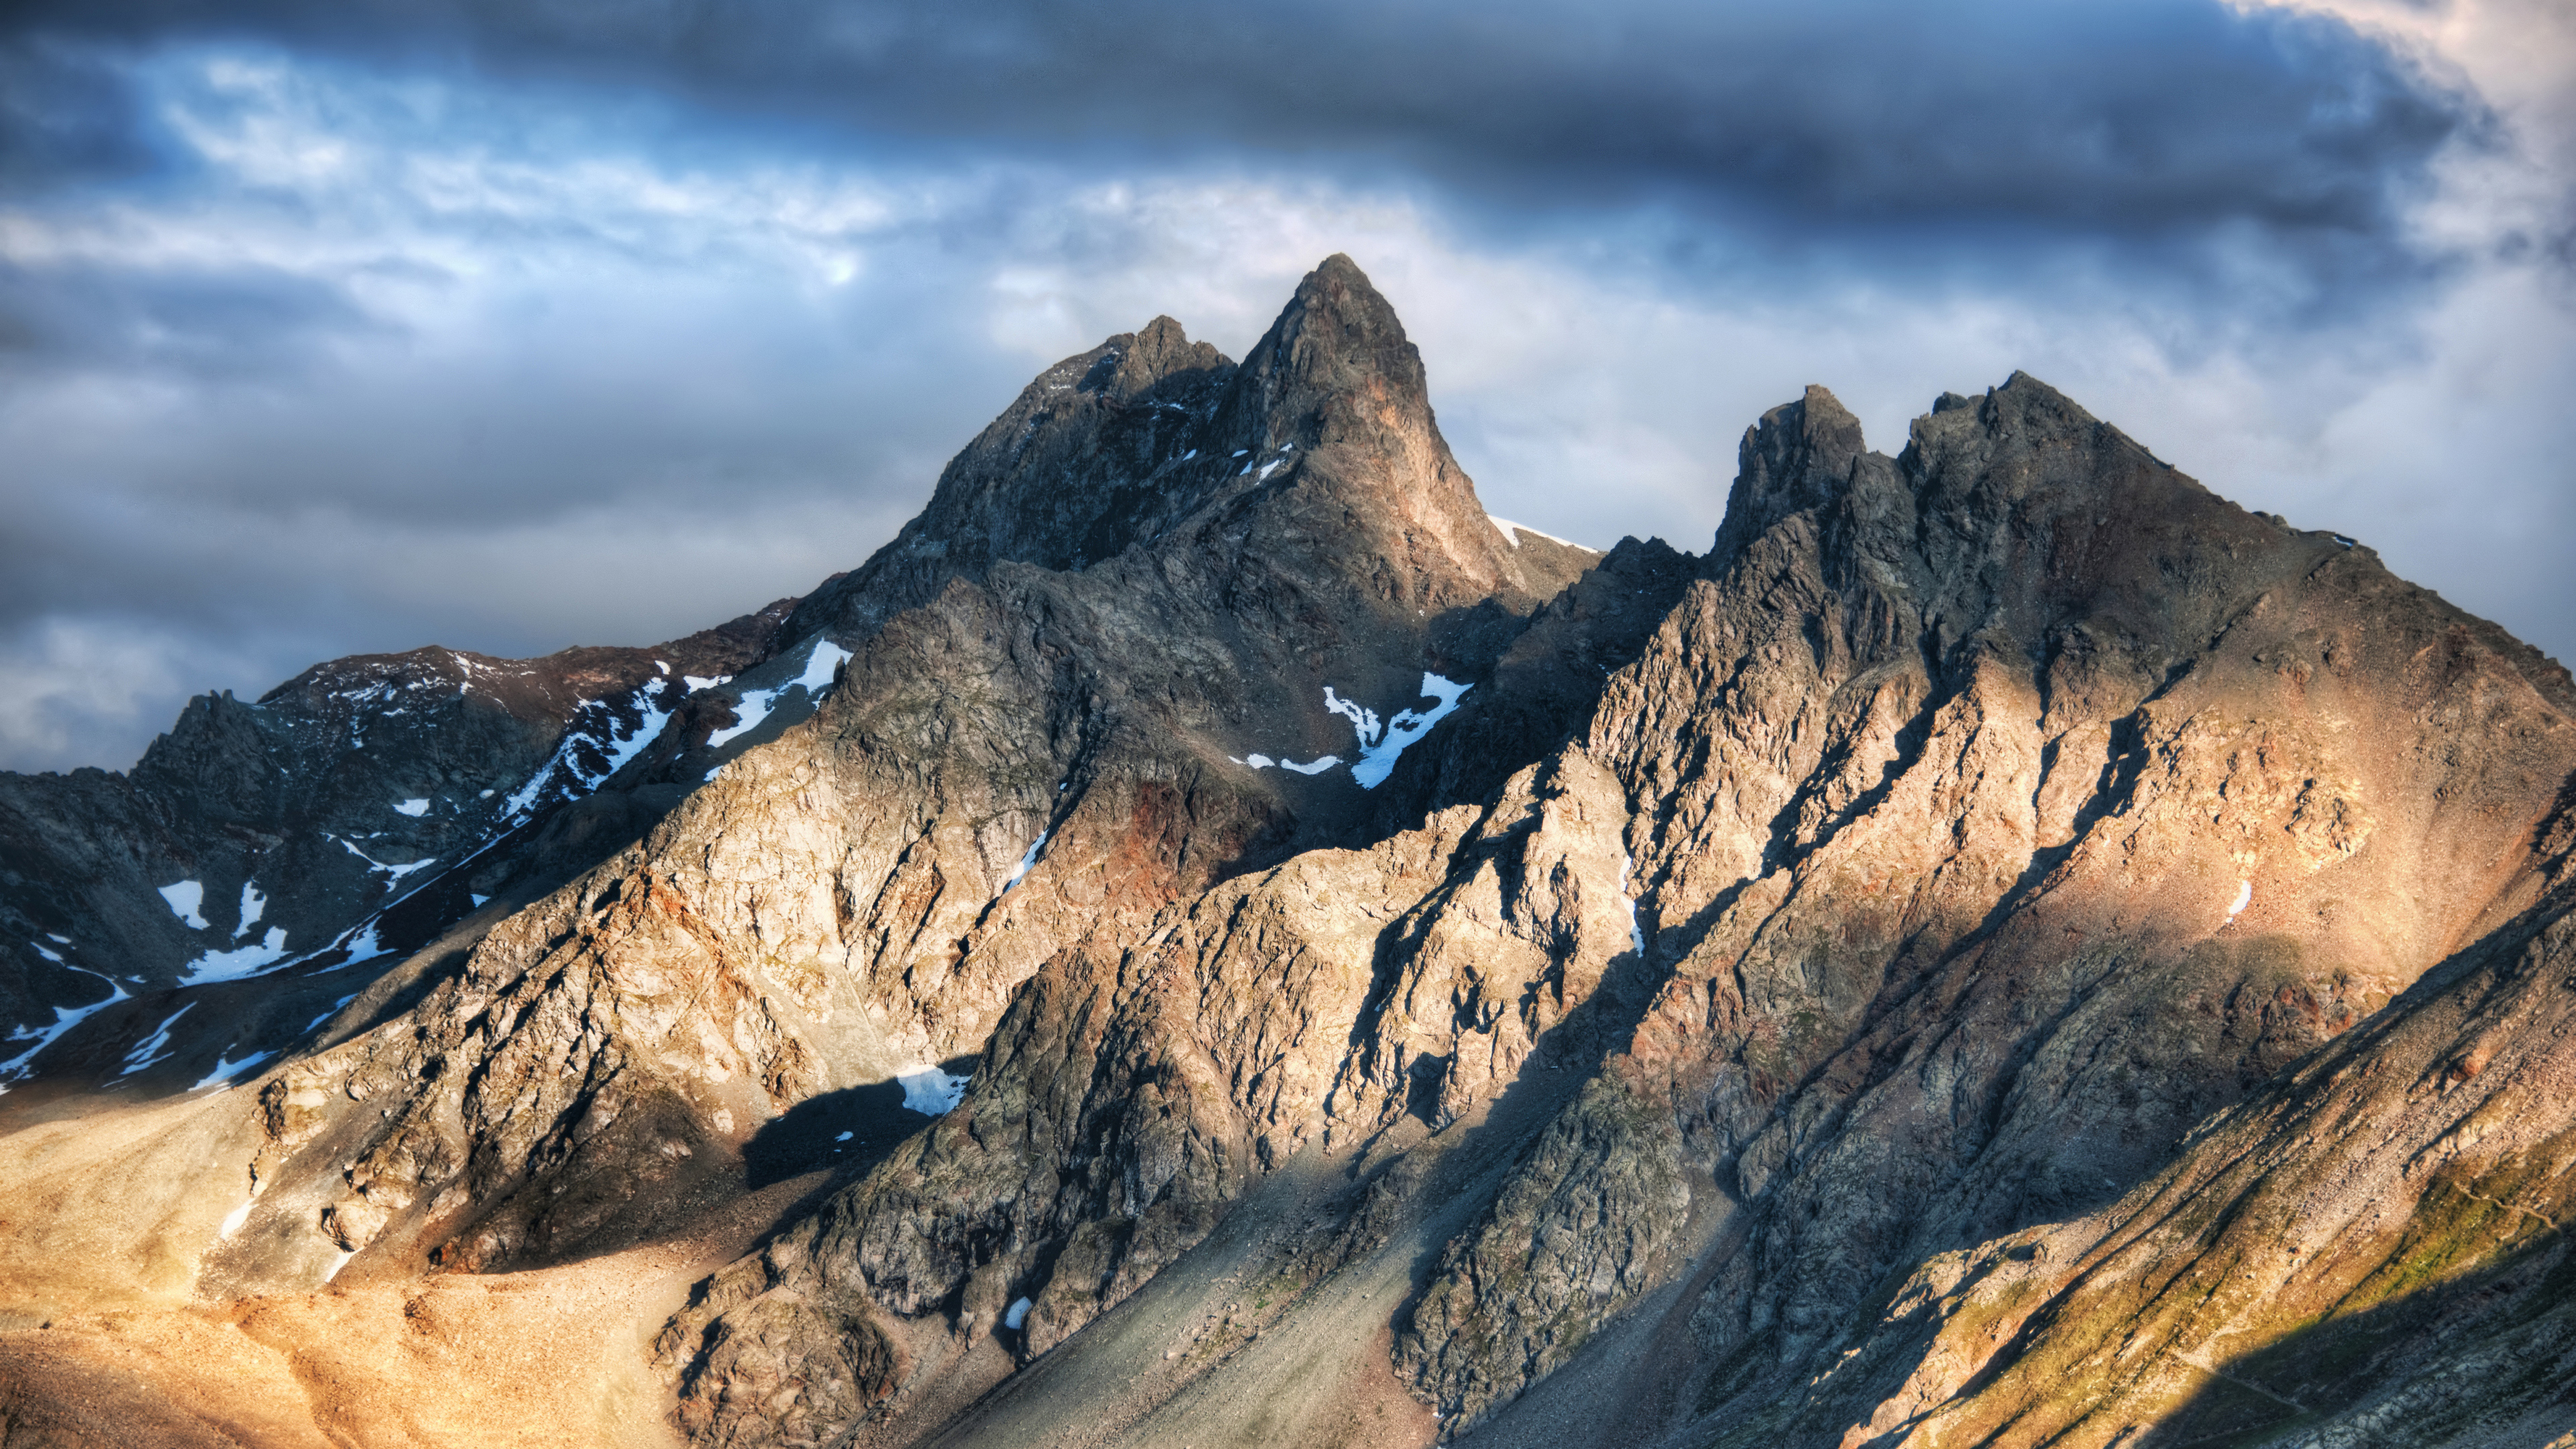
[1,256,2570,1449]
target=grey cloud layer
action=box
[9,0,2476,260]
[0,0,2563,777]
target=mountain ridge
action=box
[0,257,2571,1449]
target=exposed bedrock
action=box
[203,254,1618,1303]
[657,369,2575,1447]
[1414,378,2576,1439]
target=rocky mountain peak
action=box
[1189,254,1576,619]
[779,314,1234,646]
[787,255,1586,654]
[873,314,1231,566]
[1102,313,1208,397]
[1218,251,1426,439]
[1712,382,1874,565]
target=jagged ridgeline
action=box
[0,257,2571,1449]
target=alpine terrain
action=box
[2,256,2572,1449]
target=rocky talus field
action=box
[2,256,2572,1449]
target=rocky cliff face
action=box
[2,258,2572,1449]
[650,369,2576,1448]
[1400,378,2576,1442]
[190,255,1603,1304]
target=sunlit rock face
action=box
[648,282,2576,1448]
[1397,377,2576,1442]
[4,258,2574,1449]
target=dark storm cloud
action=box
[0,36,172,190]
[5,0,2478,272]
[0,258,380,375]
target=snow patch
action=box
[684,674,730,693]
[332,836,436,893]
[191,1046,274,1092]
[1242,445,1295,479]
[898,1065,971,1116]
[705,691,779,749]
[45,934,67,944]
[180,927,292,986]
[1323,688,1381,746]
[29,941,62,963]
[590,697,671,784]
[835,1130,854,1143]
[792,638,855,691]
[1005,1297,1032,1330]
[393,798,430,817]
[1001,831,1047,893]
[1489,516,1592,551]
[323,1250,354,1283]
[118,1003,196,1077]
[655,659,670,675]
[340,921,388,966]
[501,759,553,817]
[2228,880,2253,919]
[218,1198,256,1239]
[0,969,130,1080]
[1340,675,1472,789]
[233,882,266,939]
[707,638,852,749]
[159,880,210,930]
[500,680,675,819]
[1229,751,1338,772]
[470,893,490,908]
[1234,675,1471,786]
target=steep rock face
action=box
[1397,377,2576,1437]
[781,254,1584,656]
[779,313,1235,640]
[1777,852,2576,1447]
[207,256,1605,1300]
[652,369,2576,1449]
[655,748,1658,1445]
[1401,534,1700,831]
[0,604,790,1094]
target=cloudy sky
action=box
[2,0,2570,773]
